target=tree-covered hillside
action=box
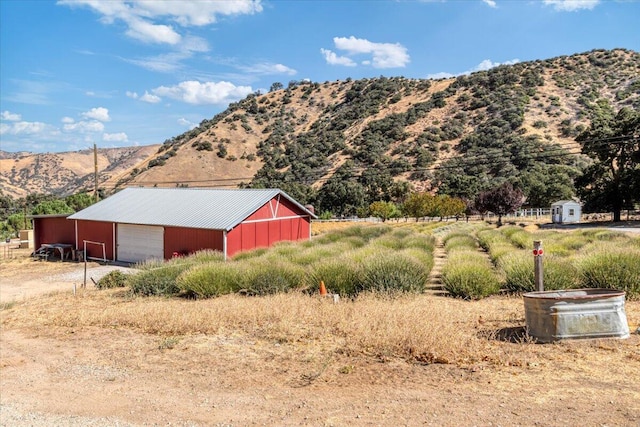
[117,48,639,216]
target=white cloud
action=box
[325,36,410,68]
[140,91,162,103]
[152,80,253,105]
[242,62,297,76]
[178,118,197,128]
[543,0,599,11]
[127,90,160,102]
[59,0,263,45]
[427,58,520,79]
[125,16,181,45]
[81,107,111,122]
[482,0,497,7]
[1,111,21,121]
[124,38,208,72]
[103,132,128,142]
[426,72,456,80]
[61,116,75,124]
[125,54,184,73]
[320,48,357,67]
[0,120,47,135]
[473,58,520,71]
[132,0,263,26]
[63,120,105,133]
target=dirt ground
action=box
[1,248,639,426]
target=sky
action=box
[1,0,638,154]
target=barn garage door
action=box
[117,224,164,263]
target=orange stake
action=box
[319,280,327,296]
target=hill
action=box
[111,48,638,215]
[0,145,160,199]
[3,49,638,215]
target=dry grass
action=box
[311,220,380,235]
[3,289,638,368]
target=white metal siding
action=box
[117,224,164,262]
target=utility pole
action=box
[94,143,99,202]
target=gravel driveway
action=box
[47,264,137,284]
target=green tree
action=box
[6,213,29,234]
[475,182,524,227]
[317,180,366,217]
[403,192,436,221]
[0,190,15,221]
[32,199,73,216]
[269,82,283,92]
[436,195,466,219]
[65,192,96,212]
[576,107,640,222]
[369,201,397,222]
[519,164,577,208]
[21,193,56,212]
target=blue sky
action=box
[1,0,638,153]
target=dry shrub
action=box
[403,234,435,252]
[577,248,640,298]
[290,242,354,266]
[477,229,504,250]
[314,224,392,245]
[96,270,128,289]
[442,250,501,299]
[305,258,360,296]
[187,249,225,263]
[232,247,269,261]
[358,252,428,294]
[176,262,244,298]
[500,226,531,249]
[128,262,188,296]
[499,252,579,292]
[444,234,477,251]
[242,259,306,295]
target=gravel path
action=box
[0,403,136,427]
[46,265,137,283]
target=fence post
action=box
[533,240,544,292]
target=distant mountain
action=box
[0,145,160,199]
[5,49,639,215]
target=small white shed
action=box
[551,200,581,224]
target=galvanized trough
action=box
[523,289,630,343]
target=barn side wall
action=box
[76,220,115,261]
[164,227,224,258]
[227,216,311,258]
[33,217,75,250]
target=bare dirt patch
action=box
[1,251,639,426]
[0,248,131,304]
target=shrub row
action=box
[480,227,640,298]
[122,226,435,299]
[442,250,501,300]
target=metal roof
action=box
[551,200,581,206]
[68,187,316,231]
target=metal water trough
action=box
[523,289,630,343]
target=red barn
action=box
[66,188,316,262]
[31,214,74,250]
